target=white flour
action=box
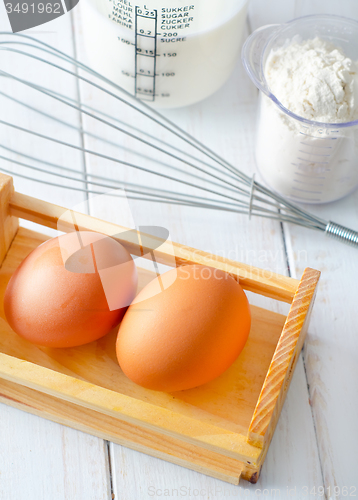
[266,37,358,123]
[255,37,358,204]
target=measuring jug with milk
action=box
[81,0,249,108]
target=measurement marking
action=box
[294,171,326,180]
[299,131,338,140]
[294,179,324,187]
[290,194,321,202]
[291,162,331,171]
[297,157,329,164]
[135,91,158,96]
[134,7,157,102]
[136,33,156,39]
[292,186,323,194]
[134,7,138,98]
[300,141,332,149]
[298,150,331,157]
[136,13,156,19]
[135,53,156,58]
[153,8,157,102]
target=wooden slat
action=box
[0,174,18,265]
[1,225,288,483]
[9,191,300,303]
[0,350,262,464]
[0,378,247,484]
[247,267,321,448]
[0,226,288,439]
[0,227,294,479]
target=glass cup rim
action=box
[260,13,358,129]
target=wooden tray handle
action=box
[8,190,300,302]
[0,175,18,265]
[247,267,321,448]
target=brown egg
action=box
[116,265,251,392]
[4,231,137,347]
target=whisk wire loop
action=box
[0,32,356,248]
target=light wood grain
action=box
[248,267,320,448]
[0,220,318,484]
[9,191,300,303]
[0,174,18,265]
[0,378,247,485]
[0,226,275,466]
[0,350,263,457]
[0,226,287,440]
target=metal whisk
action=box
[0,32,357,248]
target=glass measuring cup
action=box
[81,0,249,108]
[242,15,358,204]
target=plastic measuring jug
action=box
[80,0,249,108]
[242,15,358,204]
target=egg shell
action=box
[4,231,138,347]
[116,264,251,392]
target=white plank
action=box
[0,7,87,237]
[71,5,323,495]
[293,0,358,21]
[283,195,358,493]
[248,0,358,495]
[248,0,358,31]
[248,0,296,32]
[0,10,110,500]
[109,355,322,498]
[0,403,110,500]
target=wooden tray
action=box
[0,174,320,484]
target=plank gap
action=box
[106,440,115,500]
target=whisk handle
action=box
[325,221,358,248]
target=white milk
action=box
[80,0,248,108]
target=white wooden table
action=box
[0,1,357,498]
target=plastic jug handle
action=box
[241,24,280,95]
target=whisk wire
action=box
[0,32,355,247]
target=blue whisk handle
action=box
[325,221,358,248]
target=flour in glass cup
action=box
[255,37,358,204]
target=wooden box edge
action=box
[247,267,321,449]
